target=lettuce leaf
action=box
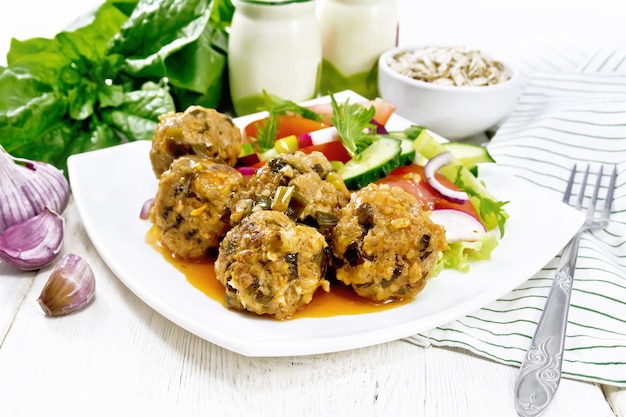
[435,233,500,274]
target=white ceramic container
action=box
[317,0,398,99]
[229,0,321,116]
[378,46,522,140]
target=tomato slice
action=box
[375,164,480,219]
[298,140,351,163]
[244,115,328,141]
[368,97,397,125]
[306,97,396,126]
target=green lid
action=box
[238,0,312,4]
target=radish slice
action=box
[307,126,339,145]
[424,151,469,204]
[430,209,486,242]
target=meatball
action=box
[151,156,245,260]
[331,183,448,302]
[149,105,242,177]
[215,210,330,319]
[230,151,350,226]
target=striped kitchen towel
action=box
[405,50,626,387]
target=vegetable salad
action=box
[235,93,509,274]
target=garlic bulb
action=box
[37,254,96,317]
[0,146,69,234]
[0,207,64,270]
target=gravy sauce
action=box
[146,226,408,319]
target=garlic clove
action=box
[37,253,96,317]
[0,207,64,270]
[0,146,69,234]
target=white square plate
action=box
[68,92,585,357]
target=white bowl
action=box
[378,46,522,140]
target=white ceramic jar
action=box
[228,0,322,116]
[317,0,398,99]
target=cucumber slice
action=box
[380,133,416,166]
[398,138,416,165]
[387,128,495,171]
[338,137,402,189]
[442,142,495,173]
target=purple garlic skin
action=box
[0,207,64,270]
[0,146,69,234]
[37,253,96,317]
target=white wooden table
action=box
[1,1,625,416]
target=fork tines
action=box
[564,164,618,226]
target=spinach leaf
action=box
[0,1,175,173]
[0,67,70,162]
[108,0,234,109]
[100,81,175,142]
[0,0,232,175]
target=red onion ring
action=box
[424,151,469,204]
[236,166,257,177]
[370,119,388,134]
[297,133,313,148]
[139,198,155,220]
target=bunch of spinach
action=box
[0,0,234,174]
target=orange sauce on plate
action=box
[146,226,409,319]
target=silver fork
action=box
[514,164,618,417]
